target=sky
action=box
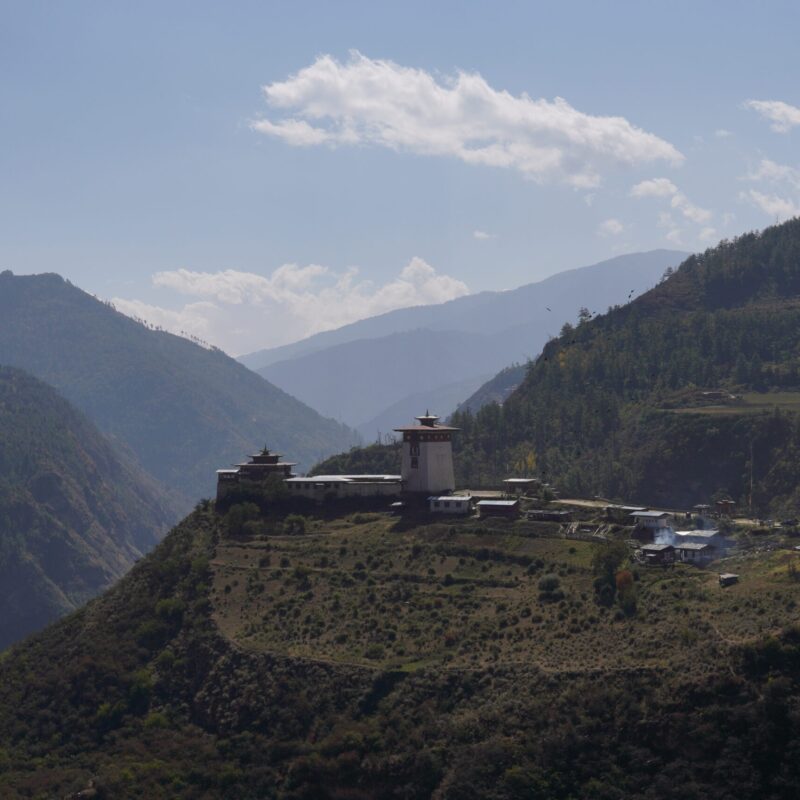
[3,0,800,355]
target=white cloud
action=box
[630,177,679,199]
[699,227,717,242]
[597,218,624,237]
[665,228,683,245]
[741,190,800,220]
[112,257,470,355]
[745,99,800,133]
[745,158,800,190]
[630,177,712,223]
[253,51,683,187]
[111,299,221,344]
[715,129,733,138]
[472,229,496,240]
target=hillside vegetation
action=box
[3,503,800,798]
[0,366,177,649]
[0,272,356,506]
[445,219,800,514]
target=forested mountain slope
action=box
[3,503,800,798]
[451,218,800,512]
[0,272,356,505]
[0,366,177,649]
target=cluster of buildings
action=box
[216,412,539,518]
[629,509,726,567]
[215,414,734,571]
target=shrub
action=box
[364,644,385,660]
[538,574,561,593]
[283,514,307,535]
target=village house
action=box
[428,495,472,515]
[606,504,647,523]
[716,498,736,516]
[675,542,715,565]
[639,543,675,566]
[631,510,675,530]
[674,529,721,547]
[477,499,520,518]
[503,478,539,496]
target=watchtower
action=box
[394,412,458,495]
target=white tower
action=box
[394,412,458,495]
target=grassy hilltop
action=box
[3,502,800,798]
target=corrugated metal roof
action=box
[675,530,718,538]
[286,474,401,483]
[631,510,672,518]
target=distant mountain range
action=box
[0,272,357,506]
[0,366,177,649]
[242,250,688,436]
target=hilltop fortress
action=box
[216,412,458,505]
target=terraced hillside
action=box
[3,503,800,798]
[212,511,800,674]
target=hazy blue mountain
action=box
[241,250,688,371]
[0,272,357,506]
[253,251,688,430]
[356,373,492,441]
[260,329,505,429]
[0,366,177,649]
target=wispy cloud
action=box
[472,229,496,240]
[740,190,800,220]
[741,158,800,220]
[112,257,469,355]
[745,158,800,190]
[630,178,712,223]
[745,99,800,133]
[597,218,624,237]
[253,51,683,188]
[714,128,733,139]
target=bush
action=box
[538,574,561,593]
[363,644,385,660]
[225,503,260,537]
[283,514,307,535]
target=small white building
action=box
[428,495,472,515]
[631,510,674,530]
[285,474,402,503]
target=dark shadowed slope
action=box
[0,366,178,649]
[0,272,357,505]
